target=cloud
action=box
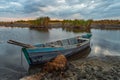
[0,0,23,15]
[10,2,22,7]
[0,0,120,21]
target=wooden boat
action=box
[21,34,91,65]
[7,33,92,66]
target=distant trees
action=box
[27,17,50,27]
[35,17,50,27]
[1,16,119,29]
[16,20,26,22]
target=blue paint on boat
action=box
[82,33,92,39]
[34,44,44,47]
[27,47,65,53]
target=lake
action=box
[0,27,120,79]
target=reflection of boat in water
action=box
[68,47,91,61]
[8,33,92,66]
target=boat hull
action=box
[22,41,90,66]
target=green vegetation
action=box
[62,19,93,27]
[0,16,119,30]
[25,17,50,27]
[15,17,93,29]
[62,19,93,32]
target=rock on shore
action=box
[20,56,120,80]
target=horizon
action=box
[0,17,120,22]
[0,0,120,21]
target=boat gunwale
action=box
[26,37,89,49]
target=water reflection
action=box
[91,46,120,56]
[90,28,120,57]
[68,47,91,60]
[30,28,49,32]
[62,27,90,33]
[93,27,120,31]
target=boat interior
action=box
[34,37,88,49]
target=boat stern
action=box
[22,48,32,65]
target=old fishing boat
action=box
[8,34,92,66]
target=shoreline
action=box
[20,55,120,80]
[0,22,120,29]
[0,55,120,80]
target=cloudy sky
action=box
[0,0,120,21]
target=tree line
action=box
[0,16,119,28]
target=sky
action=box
[0,0,120,21]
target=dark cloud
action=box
[23,2,45,13]
[0,0,120,20]
[0,0,24,16]
[87,0,120,19]
[22,0,61,13]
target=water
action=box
[0,27,120,79]
[90,29,120,56]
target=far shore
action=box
[0,18,120,29]
[0,22,120,29]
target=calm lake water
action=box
[0,27,120,79]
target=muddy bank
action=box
[0,22,32,27]
[21,56,120,80]
[91,24,120,29]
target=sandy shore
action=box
[20,56,120,80]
